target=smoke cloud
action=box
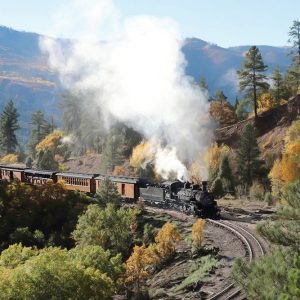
[40,0,213,180]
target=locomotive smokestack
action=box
[202,181,207,191]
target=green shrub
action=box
[172,256,219,293]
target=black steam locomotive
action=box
[139,180,219,217]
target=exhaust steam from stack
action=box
[40,0,213,180]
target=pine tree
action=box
[284,20,300,97]
[237,46,269,118]
[100,129,125,173]
[234,97,239,111]
[27,110,51,158]
[233,181,300,299]
[35,149,58,170]
[199,76,208,91]
[258,181,300,250]
[236,124,261,187]
[214,90,227,103]
[25,156,33,168]
[0,100,20,154]
[218,155,234,193]
[270,67,290,103]
[211,177,224,198]
[288,20,300,60]
[95,177,121,207]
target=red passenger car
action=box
[56,172,98,194]
[0,165,26,182]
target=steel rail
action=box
[206,219,265,300]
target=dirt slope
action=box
[215,95,300,160]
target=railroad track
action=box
[140,204,266,299]
[206,219,266,300]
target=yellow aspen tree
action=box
[257,92,278,113]
[36,130,63,152]
[154,222,182,260]
[269,123,300,195]
[129,140,154,169]
[0,154,18,164]
[125,244,154,291]
[188,161,203,185]
[192,219,206,250]
[205,143,230,182]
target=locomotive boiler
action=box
[139,180,219,217]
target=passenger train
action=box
[0,164,219,217]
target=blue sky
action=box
[0,0,298,47]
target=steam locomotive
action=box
[140,180,219,217]
[0,164,219,217]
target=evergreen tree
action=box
[60,93,107,155]
[234,97,239,111]
[258,181,300,251]
[35,149,58,170]
[214,90,227,103]
[284,20,300,96]
[0,100,20,154]
[237,46,269,118]
[236,124,261,188]
[218,155,234,193]
[122,126,142,158]
[199,76,208,92]
[285,64,300,96]
[270,67,290,103]
[288,20,300,60]
[60,93,82,136]
[27,110,52,158]
[211,177,224,198]
[233,181,300,299]
[100,129,125,173]
[95,177,121,207]
[25,156,33,168]
[60,93,84,155]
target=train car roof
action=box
[56,172,98,179]
[162,180,179,185]
[25,169,57,176]
[95,175,141,184]
[0,164,27,171]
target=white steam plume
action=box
[40,0,213,180]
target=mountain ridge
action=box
[0,26,293,141]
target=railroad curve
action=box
[206,219,266,300]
